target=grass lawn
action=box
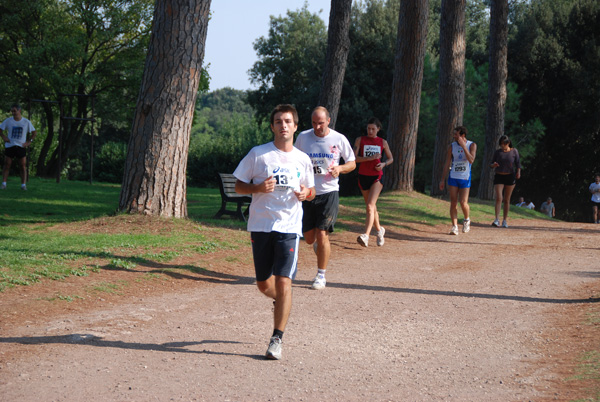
[0,176,548,291]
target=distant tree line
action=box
[240,0,598,221]
[1,0,598,221]
[246,0,531,195]
[0,0,154,181]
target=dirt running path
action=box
[1,218,599,401]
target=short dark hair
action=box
[367,117,382,129]
[454,126,467,136]
[10,104,21,111]
[270,104,299,126]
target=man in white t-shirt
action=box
[294,106,356,290]
[234,104,315,360]
[1,104,37,190]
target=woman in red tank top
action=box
[352,117,393,247]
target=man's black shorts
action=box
[5,146,26,159]
[302,191,339,233]
[251,231,299,281]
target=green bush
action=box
[187,115,271,187]
[94,141,127,183]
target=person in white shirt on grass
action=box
[1,104,37,190]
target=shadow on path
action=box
[292,280,600,304]
[0,334,264,360]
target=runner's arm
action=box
[235,177,276,194]
[376,140,394,171]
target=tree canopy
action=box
[508,0,600,220]
[3,0,599,221]
[0,0,154,179]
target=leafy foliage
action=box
[248,5,327,128]
[508,0,600,220]
[0,0,154,179]
[187,88,271,187]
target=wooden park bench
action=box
[215,173,252,221]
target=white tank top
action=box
[449,140,473,180]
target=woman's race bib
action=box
[363,144,381,158]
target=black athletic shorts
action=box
[302,191,339,233]
[5,146,26,159]
[494,172,516,186]
[250,231,299,281]
[358,174,383,191]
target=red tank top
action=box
[358,136,384,176]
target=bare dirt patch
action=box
[1,217,599,401]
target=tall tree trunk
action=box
[318,0,352,129]
[478,0,508,200]
[384,0,429,191]
[36,102,55,177]
[430,0,466,196]
[119,0,211,217]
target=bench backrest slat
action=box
[218,173,251,200]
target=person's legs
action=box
[315,228,330,271]
[257,275,292,330]
[305,228,330,289]
[254,232,297,360]
[494,184,504,220]
[303,227,316,245]
[304,227,329,272]
[2,155,13,183]
[458,187,471,220]
[305,192,338,288]
[258,274,293,360]
[363,181,383,235]
[502,184,516,221]
[448,185,459,227]
[273,275,292,332]
[360,187,373,232]
[18,156,27,186]
[593,204,598,223]
[257,276,276,298]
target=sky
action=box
[204,1,332,92]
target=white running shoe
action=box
[357,233,369,247]
[492,219,500,227]
[311,275,326,290]
[502,220,509,228]
[449,225,459,235]
[376,227,385,246]
[265,336,282,360]
[21,185,27,191]
[462,219,471,233]
[0,183,5,190]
